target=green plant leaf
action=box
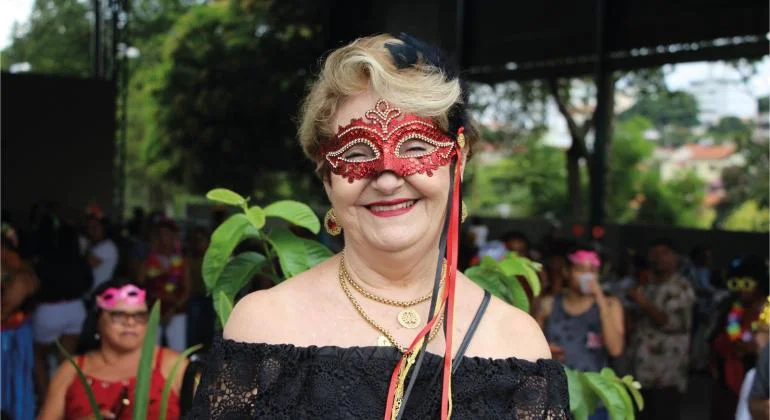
[581,372,627,420]
[497,253,525,276]
[498,253,542,297]
[578,374,600,416]
[266,227,333,278]
[206,188,246,206]
[565,368,589,420]
[245,206,266,229]
[465,266,507,302]
[613,381,635,420]
[478,255,499,269]
[57,341,102,420]
[505,276,530,313]
[134,301,161,420]
[264,200,321,234]
[215,252,266,299]
[601,367,619,379]
[214,291,234,327]
[602,366,638,416]
[621,376,645,412]
[159,344,203,420]
[202,214,258,291]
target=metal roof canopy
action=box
[463,0,769,82]
[329,0,769,82]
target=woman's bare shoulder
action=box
[458,276,550,362]
[223,255,339,343]
[50,356,78,387]
[488,296,551,361]
[159,347,182,369]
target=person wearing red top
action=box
[708,255,769,420]
[38,280,187,420]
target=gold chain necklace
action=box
[338,256,444,352]
[341,252,446,329]
[345,269,439,307]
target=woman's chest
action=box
[245,358,517,419]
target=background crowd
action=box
[1,200,768,419]
[462,220,769,420]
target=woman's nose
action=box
[370,171,404,194]
[123,315,138,326]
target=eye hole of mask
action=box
[397,138,437,158]
[340,142,378,162]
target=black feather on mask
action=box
[385,32,458,80]
[384,32,471,139]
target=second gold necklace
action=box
[340,254,446,329]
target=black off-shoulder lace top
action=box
[188,337,571,419]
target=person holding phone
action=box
[537,248,625,370]
[537,248,624,420]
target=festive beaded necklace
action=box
[726,301,751,342]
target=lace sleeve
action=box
[510,359,571,419]
[187,337,294,419]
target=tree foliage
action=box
[759,96,769,114]
[464,135,569,220]
[708,116,753,145]
[633,170,707,228]
[606,116,655,222]
[717,139,769,227]
[722,200,770,232]
[123,0,199,211]
[1,0,91,76]
[468,81,550,140]
[143,0,327,199]
[466,116,703,227]
[6,0,760,232]
[619,90,700,129]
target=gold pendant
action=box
[377,335,394,347]
[397,309,420,329]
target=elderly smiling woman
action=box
[189,34,570,419]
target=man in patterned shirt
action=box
[628,238,695,420]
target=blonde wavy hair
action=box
[298,34,477,175]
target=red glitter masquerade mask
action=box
[320,99,458,182]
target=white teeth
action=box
[370,200,416,212]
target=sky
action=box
[664,58,770,98]
[1,0,769,97]
[0,0,34,49]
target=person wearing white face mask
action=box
[536,248,624,419]
[536,248,625,370]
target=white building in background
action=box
[658,143,745,184]
[687,78,756,126]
